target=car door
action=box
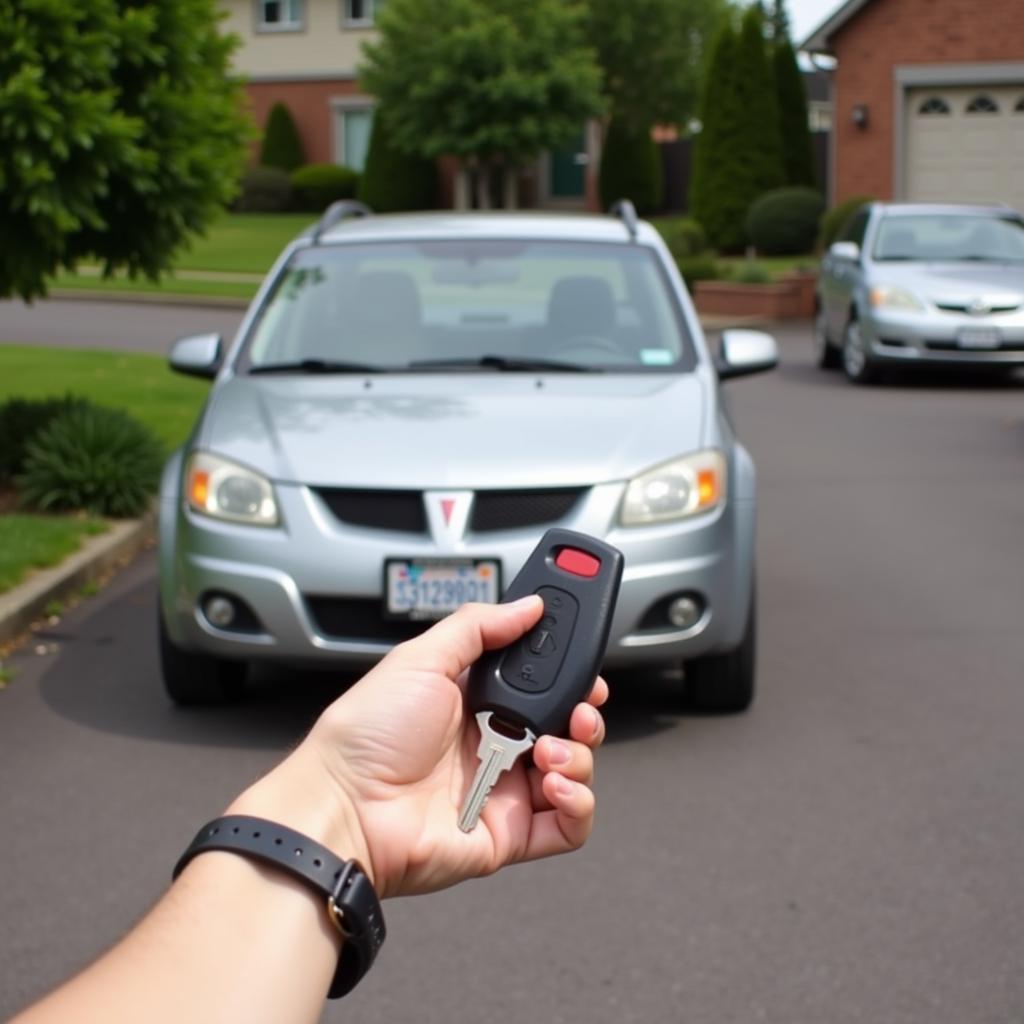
[824,207,871,338]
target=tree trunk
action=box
[476,162,492,210]
[453,163,470,211]
[502,165,518,209]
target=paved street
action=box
[2,313,1023,1022]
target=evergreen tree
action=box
[598,116,663,214]
[774,38,816,188]
[357,111,439,211]
[767,0,790,42]
[260,102,305,172]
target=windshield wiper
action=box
[249,358,387,375]
[408,355,603,373]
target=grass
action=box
[175,213,314,273]
[0,345,210,452]
[717,254,818,280]
[0,515,107,593]
[52,273,258,301]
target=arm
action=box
[11,596,607,1024]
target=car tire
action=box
[813,304,841,369]
[683,591,756,714]
[158,610,248,705]
[841,316,879,384]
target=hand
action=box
[234,597,607,899]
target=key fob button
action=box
[501,586,578,694]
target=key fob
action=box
[467,528,624,738]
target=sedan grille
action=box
[306,596,430,643]
[316,489,426,533]
[934,300,1021,314]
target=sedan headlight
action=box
[620,451,726,526]
[185,451,279,526]
[869,285,926,312]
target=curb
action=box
[48,288,251,311]
[0,510,156,649]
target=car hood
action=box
[198,373,708,488]
[868,261,1024,304]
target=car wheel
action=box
[841,317,878,384]
[683,591,756,714]
[813,304,841,369]
[158,610,248,705]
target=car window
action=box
[241,240,696,372]
[840,208,870,247]
[872,214,1024,262]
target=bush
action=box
[658,217,707,261]
[18,404,163,518]
[819,195,874,249]
[234,165,293,213]
[357,113,438,211]
[290,164,361,212]
[675,254,720,287]
[730,261,773,284]
[0,396,89,484]
[599,117,663,215]
[260,102,305,172]
[745,187,825,255]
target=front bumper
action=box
[160,478,755,670]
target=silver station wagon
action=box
[159,202,777,711]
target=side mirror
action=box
[717,329,778,380]
[169,333,222,379]
[829,240,860,262]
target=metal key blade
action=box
[458,710,536,833]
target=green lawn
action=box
[52,272,258,301]
[0,515,107,593]
[0,345,210,452]
[175,213,314,273]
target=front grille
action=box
[471,489,584,532]
[924,340,1024,351]
[306,596,431,643]
[316,489,426,533]
[935,301,1020,314]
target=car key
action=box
[458,528,624,833]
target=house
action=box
[220,0,600,209]
[803,0,1024,211]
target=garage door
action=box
[906,85,1024,213]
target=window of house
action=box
[334,108,374,172]
[917,96,950,115]
[966,95,999,114]
[258,0,303,30]
[344,0,383,26]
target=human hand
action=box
[232,597,606,899]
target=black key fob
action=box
[467,528,624,738]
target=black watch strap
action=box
[173,815,385,998]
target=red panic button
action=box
[555,547,601,578]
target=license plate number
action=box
[958,327,1001,349]
[385,559,500,620]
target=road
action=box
[2,305,1023,1023]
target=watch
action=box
[173,815,386,998]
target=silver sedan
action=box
[158,203,776,711]
[815,201,1024,383]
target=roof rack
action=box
[313,200,373,242]
[608,198,638,240]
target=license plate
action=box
[958,327,1001,349]
[385,558,501,620]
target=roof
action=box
[310,210,662,247]
[801,0,875,53]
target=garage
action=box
[905,84,1024,212]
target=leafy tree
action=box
[598,116,663,214]
[359,0,604,208]
[585,0,733,130]
[774,37,816,188]
[260,102,305,172]
[766,0,791,42]
[0,0,252,301]
[357,111,439,212]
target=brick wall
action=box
[831,0,1024,202]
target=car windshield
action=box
[241,239,695,373]
[872,214,1024,263]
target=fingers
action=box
[533,735,593,787]
[588,675,610,708]
[389,596,544,682]
[521,775,596,860]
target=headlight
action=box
[620,451,726,526]
[869,285,926,311]
[185,451,279,526]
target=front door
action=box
[549,130,587,201]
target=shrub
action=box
[819,195,874,249]
[18,404,164,518]
[357,113,439,211]
[290,164,361,212]
[658,217,707,261]
[731,261,773,284]
[675,254,720,287]
[745,186,825,255]
[0,396,89,484]
[260,102,305,172]
[599,117,663,215]
[234,165,293,213]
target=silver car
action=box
[815,202,1024,383]
[158,202,777,712]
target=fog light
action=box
[204,595,236,628]
[667,595,702,629]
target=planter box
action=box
[693,270,816,320]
